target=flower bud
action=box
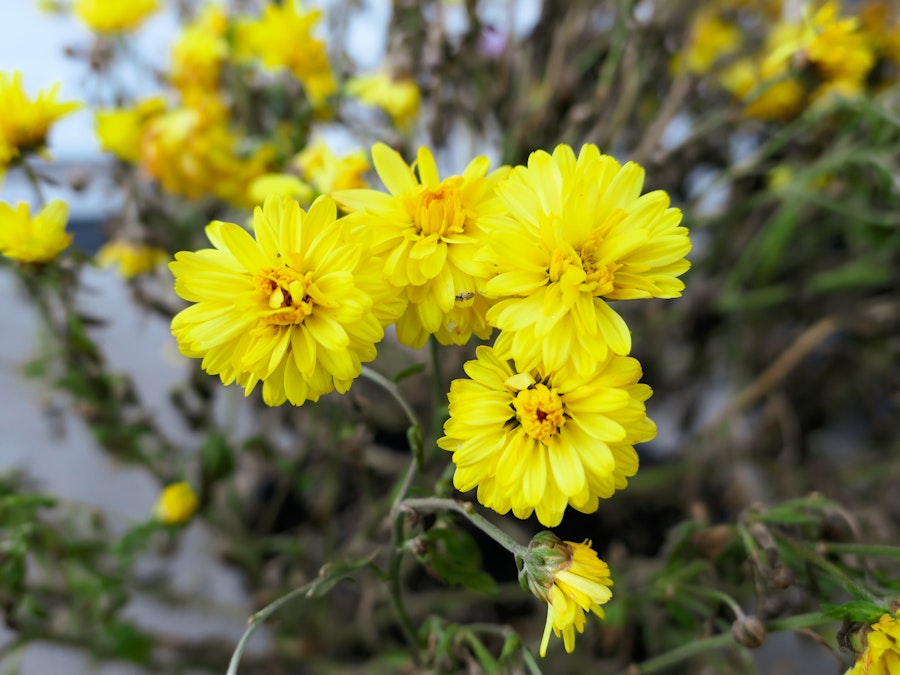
[731,614,767,648]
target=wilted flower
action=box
[438,345,655,527]
[0,200,71,264]
[519,532,613,656]
[154,482,199,525]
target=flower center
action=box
[256,265,315,325]
[513,384,567,444]
[414,177,466,238]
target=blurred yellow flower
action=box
[346,72,421,130]
[141,101,273,208]
[482,144,691,374]
[96,240,168,278]
[170,4,229,99]
[235,2,336,106]
[721,59,806,121]
[438,345,655,527]
[249,173,314,205]
[0,200,71,264]
[674,11,742,75]
[846,613,900,675]
[295,140,370,194]
[73,0,160,34]
[334,143,505,349]
[519,533,614,656]
[95,96,166,163]
[154,482,199,525]
[0,72,80,168]
[170,195,403,406]
[805,3,875,87]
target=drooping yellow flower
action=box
[0,72,80,167]
[346,72,421,130]
[169,4,229,99]
[73,0,159,34]
[0,200,71,264]
[334,143,507,348]
[235,2,336,106]
[154,482,199,525]
[95,96,166,163]
[673,10,742,75]
[141,101,274,208]
[438,345,655,527]
[295,140,370,194]
[846,613,900,675]
[96,240,168,278]
[170,195,403,406]
[519,532,614,656]
[482,144,690,374]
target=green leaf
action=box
[94,620,154,663]
[202,432,235,481]
[808,257,892,294]
[392,362,426,383]
[415,527,497,594]
[821,601,888,624]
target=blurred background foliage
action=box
[2,0,900,673]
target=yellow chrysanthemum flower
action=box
[720,58,807,121]
[346,72,421,130]
[481,144,690,374]
[249,173,315,205]
[141,101,274,208]
[95,96,166,163]
[334,143,507,348]
[73,0,159,34]
[235,2,336,106]
[169,4,229,99]
[96,240,168,278]
[846,613,900,675]
[673,10,742,75]
[0,72,80,165]
[519,532,613,656]
[154,482,199,525]
[170,194,403,406]
[0,200,71,264]
[295,140,370,194]
[805,2,875,87]
[438,345,656,527]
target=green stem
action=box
[682,585,745,619]
[21,160,46,207]
[226,580,315,675]
[772,532,881,600]
[360,366,421,432]
[400,497,528,558]
[820,543,900,560]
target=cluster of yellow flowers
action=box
[170,140,691,654]
[677,0,900,120]
[91,1,421,209]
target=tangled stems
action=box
[614,613,839,675]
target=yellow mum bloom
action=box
[295,140,370,194]
[673,10,742,75]
[235,2,336,106]
[0,200,71,264]
[334,143,507,348]
[154,482,199,525]
[95,96,166,163]
[346,72,421,130]
[438,345,655,527]
[96,240,168,278]
[0,72,80,163]
[169,4,229,99]
[73,0,159,34]
[519,532,613,656]
[249,173,314,205]
[170,195,402,406]
[141,101,273,208]
[482,144,690,374]
[847,614,900,675]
